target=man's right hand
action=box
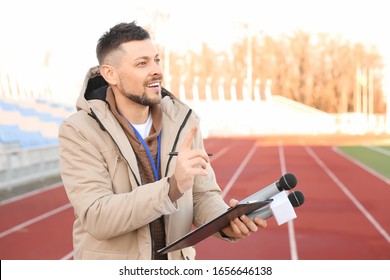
[174,126,210,194]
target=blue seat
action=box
[0,124,22,143]
[1,99,66,123]
[0,124,57,148]
[0,100,19,111]
[0,99,65,148]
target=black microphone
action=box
[240,173,297,204]
[247,191,305,221]
[288,191,305,207]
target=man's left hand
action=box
[220,199,267,239]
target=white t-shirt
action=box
[132,113,152,139]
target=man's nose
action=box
[151,62,163,76]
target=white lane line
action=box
[211,143,236,163]
[279,144,299,260]
[305,146,390,244]
[364,145,390,157]
[0,203,72,239]
[0,182,64,206]
[221,142,257,198]
[60,251,74,260]
[333,147,390,185]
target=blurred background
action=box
[0,0,389,259]
[2,0,389,192]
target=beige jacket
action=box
[58,67,230,260]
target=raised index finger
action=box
[181,126,198,153]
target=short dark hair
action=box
[96,21,151,65]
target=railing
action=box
[187,97,387,136]
[0,144,60,190]
[187,98,336,136]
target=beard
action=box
[118,79,161,106]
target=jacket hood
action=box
[76,66,108,112]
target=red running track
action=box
[0,137,389,260]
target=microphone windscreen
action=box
[288,191,305,207]
[279,173,297,190]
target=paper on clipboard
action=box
[157,199,272,256]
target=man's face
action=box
[114,39,163,106]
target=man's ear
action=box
[99,65,118,86]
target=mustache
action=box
[146,74,163,84]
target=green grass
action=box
[337,146,390,180]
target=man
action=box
[59,21,266,260]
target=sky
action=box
[0,0,389,104]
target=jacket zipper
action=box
[164,109,193,177]
[149,223,156,260]
[159,108,193,259]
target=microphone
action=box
[240,173,297,204]
[247,191,305,225]
[288,191,305,207]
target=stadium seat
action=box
[0,98,71,148]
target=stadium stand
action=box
[0,98,74,191]
[0,98,73,147]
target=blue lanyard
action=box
[131,124,161,181]
[118,111,161,181]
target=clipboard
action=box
[157,199,272,255]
